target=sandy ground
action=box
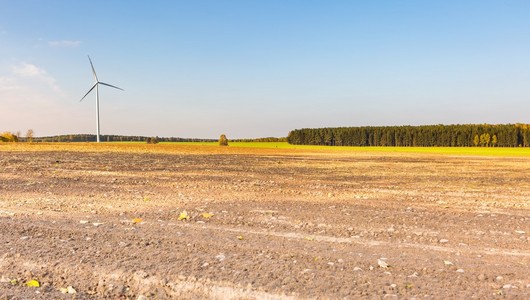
[1,145,529,299]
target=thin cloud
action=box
[12,62,44,77]
[11,62,63,94]
[1,62,69,133]
[0,76,21,91]
[48,40,81,48]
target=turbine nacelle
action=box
[80,56,124,102]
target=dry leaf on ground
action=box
[26,279,40,287]
[201,212,214,219]
[178,211,190,221]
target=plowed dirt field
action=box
[1,144,529,299]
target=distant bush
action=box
[219,134,229,146]
[146,136,159,144]
[0,132,18,142]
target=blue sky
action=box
[1,1,530,138]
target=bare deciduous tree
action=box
[26,129,34,143]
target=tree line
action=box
[230,137,287,142]
[27,134,217,143]
[1,133,286,144]
[287,124,530,147]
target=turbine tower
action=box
[80,55,123,143]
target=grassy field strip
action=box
[177,223,530,258]
[3,142,530,157]
[169,141,530,155]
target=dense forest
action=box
[287,124,530,147]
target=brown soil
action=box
[1,144,529,299]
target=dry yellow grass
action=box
[3,141,530,157]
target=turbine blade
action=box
[80,83,98,102]
[88,55,98,82]
[99,82,124,91]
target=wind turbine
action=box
[80,55,123,143]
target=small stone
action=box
[134,271,148,279]
[137,295,148,300]
[456,269,464,273]
[353,267,362,271]
[337,259,344,263]
[390,283,397,288]
[215,253,225,262]
[515,230,525,234]
[477,274,486,281]
[439,239,449,244]
[502,284,513,289]
[383,295,398,299]
[377,259,389,268]
[496,276,504,281]
[202,262,209,268]
[282,276,293,285]
[66,286,77,294]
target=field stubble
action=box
[0,143,529,299]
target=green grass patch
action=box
[158,141,530,156]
